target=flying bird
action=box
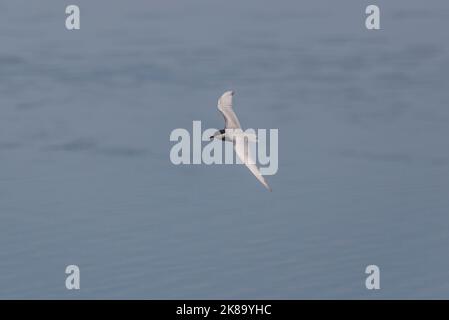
[210,91,272,191]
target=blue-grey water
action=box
[1,0,449,298]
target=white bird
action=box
[210,91,272,191]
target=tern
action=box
[210,91,272,191]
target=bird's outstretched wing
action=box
[234,135,271,191]
[217,91,241,129]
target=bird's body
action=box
[210,91,272,191]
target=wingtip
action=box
[222,90,234,97]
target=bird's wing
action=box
[217,91,241,129]
[234,136,271,191]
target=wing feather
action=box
[234,136,271,191]
[217,91,241,129]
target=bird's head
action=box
[210,129,226,140]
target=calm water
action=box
[1,0,449,298]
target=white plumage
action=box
[213,91,271,191]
